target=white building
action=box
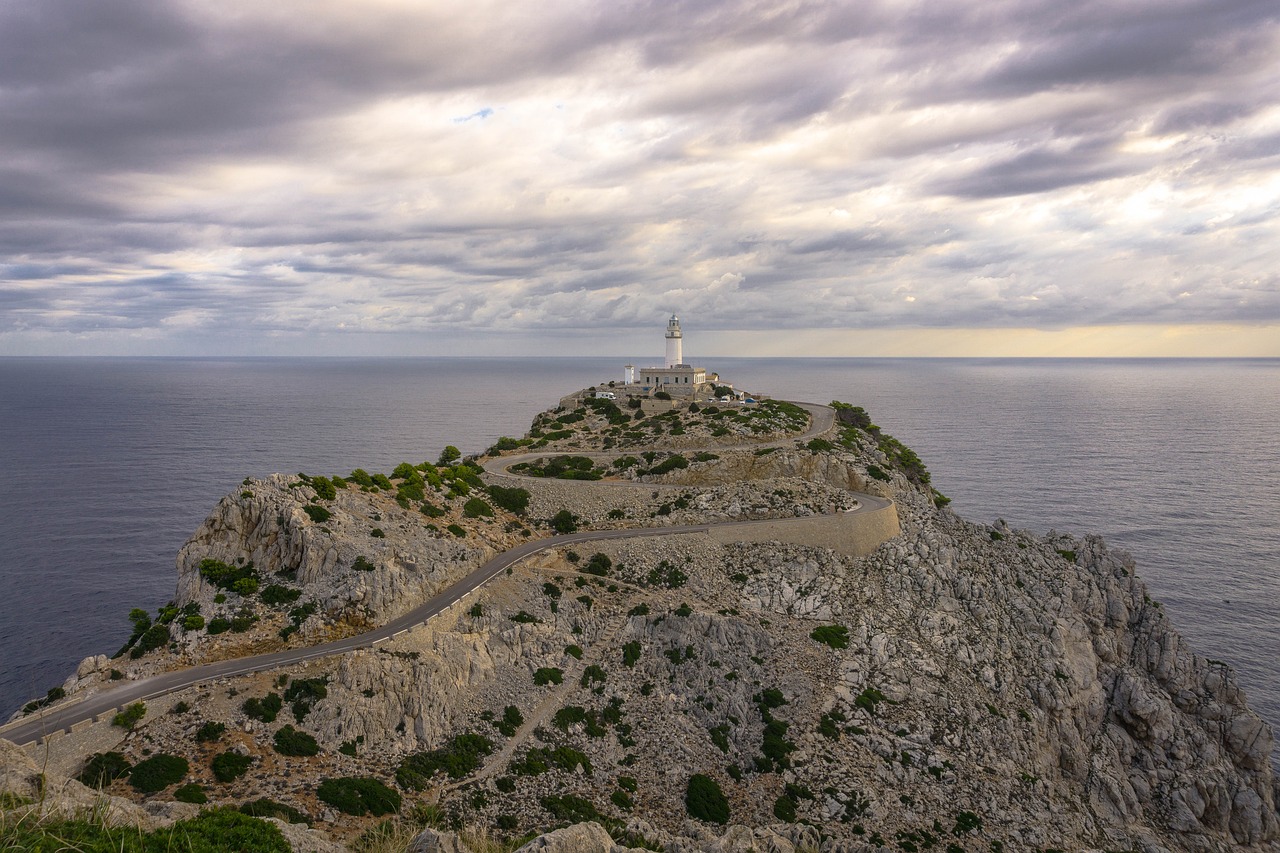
[632,315,716,397]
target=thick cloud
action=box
[1,0,1278,354]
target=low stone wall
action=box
[705,500,900,557]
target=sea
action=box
[1,357,1277,759]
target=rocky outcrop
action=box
[17,395,1277,852]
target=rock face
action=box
[17,395,1278,853]
[174,473,493,625]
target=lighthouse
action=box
[665,314,683,368]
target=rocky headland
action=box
[2,393,1276,852]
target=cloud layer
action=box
[2,0,1278,354]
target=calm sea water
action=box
[2,358,1277,752]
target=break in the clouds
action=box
[1,0,1278,355]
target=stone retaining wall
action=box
[705,500,900,557]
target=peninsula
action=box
[2,351,1275,852]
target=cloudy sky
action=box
[2,0,1278,357]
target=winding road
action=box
[1,400,891,748]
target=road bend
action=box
[1,401,889,748]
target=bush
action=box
[462,497,494,518]
[540,794,604,824]
[166,807,291,852]
[494,705,524,737]
[581,553,611,576]
[580,664,607,687]
[396,733,493,790]
[243,693,282,723]
[810,624,849,649]
[241,798,310,824]
[195,721,227,742]
[622,641,642,667]
[446,524,466,537]
[174,782,208,803]
[317,776,402,816]
[113,702,146,730]
[129,753,188,793]
[207,617,231,634]
[198,558,259,592]
[533,667,563,686]
[284,677,328,721]
[685,774,729,824]
[130,624,170,658]
[212,751,253,782]
[648,454,689,475]
[260,584,301,605]
[488,485,530,515]
[773,794,797,822]
[303,505,331,523]
[550,509,579,533]
[273,725,320,756]
[78,751,131,788]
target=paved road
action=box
[1,400,882,748]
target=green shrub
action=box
[241,798,310,824]
[207,617,231,634]
[352,556,375,572]
[129,754,188,793]
[303,505,331,523]
[211,751,252,782]
[488,485,530,515]
[78,751,131,788]
[165,807,291,851]
[540,794,603,823]
[316,776,402,817]
[581,553,611,576]
[260,584,301,605]
[550,509,579,533]
[130,624,170,658]
[463,497,494,518]
[181,614,205,631]
[284,677,328,721]
[622,641,642,667]
[810,624,849,649]
[174,782,208,804]
[581,664,607,687]
[198,558,259,592]
[113,702,146,730]
[611,789,634,810]
[370,527,385,538]
[232,577,260,596]
[243,693,282,723]
[494,705,524,737]
[648,454,689,475]
[565,644,583,659]
[396,733,493,790]
[446,524,466,537]
[685,774,729,824]
[195,721,227,742]
[230,615,256,632]
[863,463,890,481]
[273,725,320,756]
[533,667,563,686]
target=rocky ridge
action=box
[4,394,1276,852]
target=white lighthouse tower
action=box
[665,314,684,368]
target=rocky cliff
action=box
[4,396,1276,853]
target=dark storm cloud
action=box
[932,138,1142,199]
